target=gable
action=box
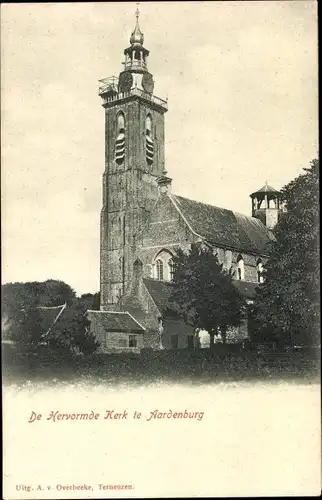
[141,193,194,248]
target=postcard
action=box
[2,1,320,498]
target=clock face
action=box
[118,72,133,93]
[142,73,154,94]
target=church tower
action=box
[99,8,168,308]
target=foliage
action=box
[9,299,43,347]
[169,243,246,346]
[1,280,99,354]
[252,158,320,347]
[47,305,100,355]
[2,279,76,317]
[77,292,100,312]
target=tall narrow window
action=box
[122,215,126,246]
[145,114,154,165]
[156,259,164,281]
[236,254,244,281]
[171,334,179,349]
[118,217,122,242]
[115,112,125,164]
[187,335,194,349]
[257,258,264,283]
[169,259,174,281]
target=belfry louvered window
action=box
[115,112,125,164]
[145,114,154,165]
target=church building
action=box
[88,11,283,352]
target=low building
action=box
[86,310,145,353]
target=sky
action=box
[1,1,318,295]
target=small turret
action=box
[250,182,282,229]
[156,170,172,195]
[118,3,154,94]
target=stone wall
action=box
[137,193,266,284]
[93,323,144,353]
[100,97,167,308]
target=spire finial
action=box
[129,2,144,45]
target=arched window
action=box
[236,254,244,281]
[156,259,164,281]
[257,258,264,283]
[115,112,125,164]
[145,114,154,165]
[169,259,174,281]
[153,249,174,281]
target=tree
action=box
[2,279,76,317]
[39,280,76,306]
[47,305,100,355]
[70,310,100,355]
[169,244,246,347]
[2,280,99,354]
[77,292,100,312]
[252,158,320,347]
[10,300,43,347]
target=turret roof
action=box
[250,182,280,197]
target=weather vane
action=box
[136,2,140,21]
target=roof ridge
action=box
[143,277,172,283]
[172,193,258,222]
[126,311,146,331]
[86,310,129,314]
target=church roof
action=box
[86,310,145,333]
[170,194,274,255]
[143,278,174,314]
[143,278,257,314]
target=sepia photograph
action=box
[1,1,320,498]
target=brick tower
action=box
[99,7,168,308]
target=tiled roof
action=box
[143,278,257,313]
[250,184,279,195]
[86,310,145,333]
[170,194,274,255]
[143,278,174,313]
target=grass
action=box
[2,343,320,387]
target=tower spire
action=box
[129,2,144,45]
